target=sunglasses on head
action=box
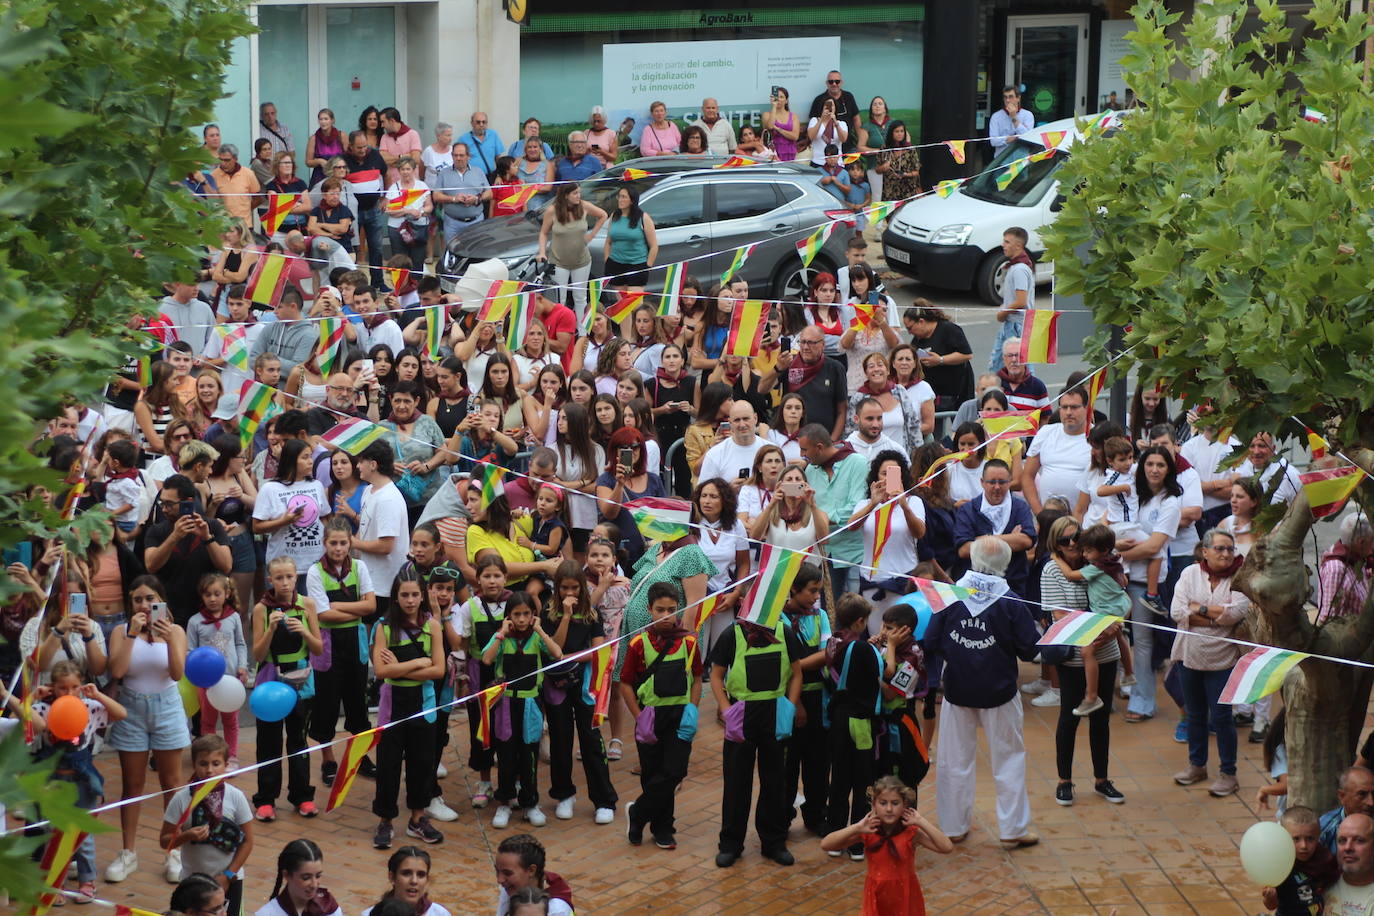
[428,565,461,582]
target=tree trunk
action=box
[1281,656,1355,810]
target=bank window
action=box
[641,184,706,230]
[714,183,780,222]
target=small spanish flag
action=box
[917,450,972,487]
[1040,130,1068,150]
[115,906,165,916]
[1305,425,1329,460]
[944,140,966,164]
[478,280,524,322]
[324,728,381,813]
[386,187,427,213]
[262,193,303,236]
[383,267,411,293]
[1018,309,1059,364]
[695,593,723,628]
[724,299,768,357]
[245,252,290,307]
[981,409,1042,440]
[497,183,543,210]
[841,151,863,165]
[871,501,895,568]
[1301,466,1365,519]
[475,684,507,748]
[715,155,757,169]
[174,775,225,827]
[848,301,876,332]
[1082,366,1108,429]
[30,828,89,916]
[604,291,646,324]
[622,168,649,180]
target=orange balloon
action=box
[48,694,89,742]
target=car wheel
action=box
[975,252,1009,306]
[772,255,837,302]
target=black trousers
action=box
[783,690,829,831]
[545,685,618,809]
[826,709,876,833]
[373,714,436,819]
[1055,661,1117,781]
[254,698,314,806]
[632,706,693,837]
[308,627,371,743]
[466,686,497,773]
[495,696,541,808]
[430,707,451,798]
[719,735,788,855]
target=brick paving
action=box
[70,663,1290,916]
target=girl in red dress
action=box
[821,776,953,916]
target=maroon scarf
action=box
[385,120,414,139]
[107,467,141,482]
[1200,554,1244,579]
[275,888,340,916]
[787,355,825,390]
[655,367,685,384]
[200,605,237,631]
[858,378,896,397]
[777,498,804,525]
[815,442,857,473]
[1008,251,1033,270]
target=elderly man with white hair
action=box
[922,535,1041,849]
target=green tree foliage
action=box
[0,0,251,901]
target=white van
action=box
[881,112,1123,305]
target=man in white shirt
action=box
[989,86,1034,151]
[201,287,263,398]
[1328,813,1374,915]
[352,286,405,356]
[989,227,1035,372]
[1178,420,1241,532]
[1022,386,1092,514]
[699,400,771,490]
[1236,432,1303,504]
[352,440,411,617]
[845,398,904,462]
[691,98,737,156]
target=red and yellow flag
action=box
[871,501,895,569]
[724,299,768,357]
[848,301,877,332]
[841,152,863,165]
[1301,466,1365,519]
[245,252,290,307]
[1039,131,1068,151]
[477,280,525,322]
[324,728,381,813]
[1017,309,1059,364]
[386,187,426,213]
[475,684,507,749]
[588,643,616,726]
[1305,426,1329,460]
[497,183,543,210]
[695,593,722,628]
[174,775,225,827]
[622,168,649,180]
[115,907,165,916]
[30,829,88,916]
[603,291,646,324]
[262,193,303,236]
[980,409,1042,440]
[1081,366,1108,430]
[382,267,411,292]
[715,155,758,169]
[917,450,971,487]
[944,140,966,164]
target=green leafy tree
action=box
[0,0,251,901]
[1046,0,1374,809]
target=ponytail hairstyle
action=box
[508,887,550,914]
[169,874,223,916]
[270,838,324,900]
[548,559,595,625]
[496,833,547,887]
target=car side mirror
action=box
[1049,194,1066,213]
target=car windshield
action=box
[961,138,1064,207]
[578,170,670,211]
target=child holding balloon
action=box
[187,573,250,766]
[32,659,128,903]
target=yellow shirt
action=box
[466,516,535,583]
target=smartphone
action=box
[718,421,730,436]
[885,465,902,495]
[180,498,195,517]
[779,335,792,352]
[618,447,634,468]
[738,468,750,480]
[771,85,783,99]
[3,541,32,569]
[916,348,932,359]
[68,593,87,618]
[780,480,804,498]
[149,602,169,626]
[359,358,376,378]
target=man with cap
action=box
[201,392,241,443]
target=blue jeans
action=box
[1180,664,1237,775]
[358,206,386,274]
[1126,583,1157,717]
[988,315,1024,372]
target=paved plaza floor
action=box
[71,660,1294,916]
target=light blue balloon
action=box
[249,681,297,722]
[185,646,227,688]
[892,592,935,639]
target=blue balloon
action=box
[184,646,227,688]
[892,592,935,639]
[250,681,298,723]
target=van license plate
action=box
[885,247,910,264]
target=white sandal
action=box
[607,738,624,761]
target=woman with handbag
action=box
[382,380,447,519]
[384,156,432,272]
[852,451,926,637]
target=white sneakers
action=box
[104,849,138,883]
[525,806,547,827]
[426,796,459,822]
[1030,688,1061,708]
[492,805,512,829]
[594,807,615,825]
[436,761,448,778]
[163,849,182,883]
[1020,678,1051,696]
[555,796,577,820]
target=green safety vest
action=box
[382,622,433,687]
[634,634,695,707]
[316,562,362,629]
[469,596,506,655]
[783,609,830,693]
[493,632,543,699]
[724,621,792,702]
[268,602,310,669]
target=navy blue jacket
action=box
[951,495,1037,593]
[922,590,1040,708]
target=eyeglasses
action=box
[1207,545,1236,553]
[799,338,823,346]
[983,478,1011,487]
[428,566,462,582]
[194,902,229,915]
[158,500,183,511]
[827,79,842,85]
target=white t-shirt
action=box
[557,443,605,531]
[254,478,329,569]
[947,460,984,504]
[105,475,144,523]
[1076,467,1110,527]
[357,480,410,597]
[256,900,343,916]
[1127,492,1181,583]
[1027,424,1092,506]
[306,559,376,614]
[864,494,926,578]
[903,380,936,412]
[1002,261,1034,310]
[696,520,745,593]
[421,145,453,178]
[1179,434,1239,510]
[699,436,771,486]
[765,429,803,464]
[146,454,178,486]
[357,318,405,357]
[163,782,252,877]
[1325,878,1374,916]
[512,351,555,388]
[1100,465,1139,526]
[845,431,904,463]
[1236,457,1303,505]
[1171,466,1204,557]
[737,483,771,521]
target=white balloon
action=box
[1239,820,1296,887]
[206,673,247,713]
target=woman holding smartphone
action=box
[644,344,695,497]
[749,465,829,565]
[594,427,667,569]
[104,575,191,885]
[737,444,786,528]
[852,450,927,636]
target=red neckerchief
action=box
[1174,453,1193,473]
[200,606,237,630]
[865,823,907,861]
[275,888,340,916]
[107,468,141,482]
[777,425,803,445]
[787,354,825,390]
[1008,251,1033,269]
[1089,553,1127,587]
[385,120,413,138]
[321,556,352,582]
[996,366,1031,389]
[721,366,742,386]
[261,588,299,612]
[1200,554,1244,578]
[777,498,804,525]
[533,389,565,410]
[219,162,241,177]
[648,626,690,651]
[364,313,388,330]
[634,334,656,348]
[858,378,896,396]
[816,442,857,473]
[655,367,685,384]
[740,620,779,647]
[756,485,773,511]
[583,567,601,587]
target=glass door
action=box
[1005,15,1089,125]
[325,7,398,129]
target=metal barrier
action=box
[663,437,685,494]
[933,410,957,443]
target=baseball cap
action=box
[212,392,239,420]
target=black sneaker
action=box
[1094,780,1125,804]
[653,834,677,850]
[1249,726,1268,744]
[1055,782,1075,807]
[406,816,444,844]
[764,847,795,867]
[373,821,393,850]
[715,850,739,868]
[1233,710,1254,726]
[357,756,377,779]
[625,803,644,846]
[846,843,864,862]
[320,761,338,787]
[1143,593,1168,615]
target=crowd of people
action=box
[3,73,1370,916]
